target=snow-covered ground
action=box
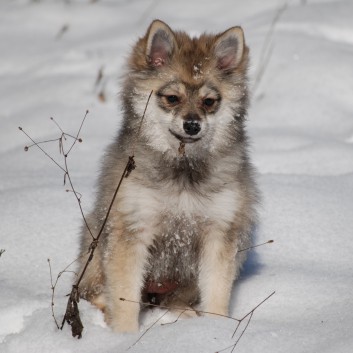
[1,0,353,352]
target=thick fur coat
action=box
[77,20,258,332]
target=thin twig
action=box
[19,127,66,173]
[48,259,60,329]
[62,143,94,239]
[238,239,274,253]
[66,189,82,200]
[120,297,238,321]
[50,117,65,134]
[25,137,63,150]
[66,110,88,155]
[48,256,82,330]
[71,156,135,289]
[131,90,153,157]
[161,309,188,326]
[127,310,171,350]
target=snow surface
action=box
[1,0,353,352]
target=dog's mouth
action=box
[169,129,201,143]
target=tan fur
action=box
[76,20,258,332]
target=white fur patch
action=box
[121,179,240,238]
[132,92,178,154]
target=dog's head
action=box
[124,20,249,158]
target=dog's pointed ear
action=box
[146,20,176,68]
[214,27,245,71]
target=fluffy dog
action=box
[77,20,258,332]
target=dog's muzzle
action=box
[169,128,201,143]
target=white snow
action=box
[1,0,353,352]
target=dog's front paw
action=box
[105,307,139,333]
[106,315,139,333]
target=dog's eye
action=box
[166,95,179,104]
[203,98,215,107]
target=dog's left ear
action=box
[214,27,245,71]
[146,20,176,68]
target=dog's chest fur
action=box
[120,163,240,283]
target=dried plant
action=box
[20,91,152,338]
[20,90,274,348]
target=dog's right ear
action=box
[146,20,176,68]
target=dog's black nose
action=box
[183,120,201,136]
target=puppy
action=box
[77,20,258,332]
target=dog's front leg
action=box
[198,231,237,317]
[104,237,148,332]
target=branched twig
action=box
[20,111,90,337]
[121,291,275,351]
[65,111,87,155]
[19,127,66,173]
[48,257,81,331]
[60,90,153,337]
[19,112,94,240]
[228,312,254,353]
[217,291,276,353]
[0,249,5,257]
